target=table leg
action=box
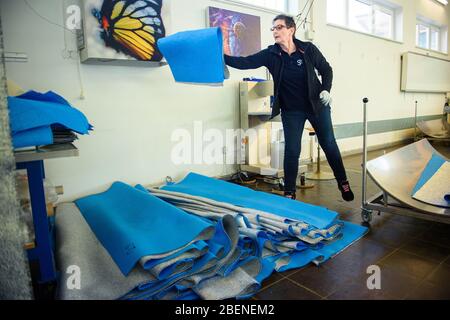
[17,160,56,283]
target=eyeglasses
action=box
[270,25,287,32]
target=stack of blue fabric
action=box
[57,173,367,300]
[8,91,92,149]
[156,173,367,272]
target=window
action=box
[416,24,429,48]
[326,0,398,41]
[327,0,346,26]
[374,6,393,38]
[416,18,448,53]
[430,28,439,51]
[349,0,372,33]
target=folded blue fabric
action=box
[59,175,369,300]
[142,241,208,271]
[123,251,219,300]
[162,173,339,229]
[157,27,227,84]
[412,153,447,195]
[313,221,367,262]
[17,90,71,106]
[261,220,366,273]
[8,95,90,135]
[12,126,53,148]
[75,182,214,275]
[8,91,92,148]
[158,173,368,275]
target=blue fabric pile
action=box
[60,173,367,300]
[8,91,92,148]
[156,173,367,272]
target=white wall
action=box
[1,0,275,201]
[303,0,450,152]
[1,0,449,201]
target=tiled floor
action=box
[251,140,450,300]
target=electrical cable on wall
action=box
[23,0,76,34]
[24,0,85,100]
[295,0,311,27]
[301,0,315,29]
[295,0,315,31]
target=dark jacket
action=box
[224,38,333,119]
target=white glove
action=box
[319,90,332,106]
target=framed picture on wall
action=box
[207,6,261,57]
[78,0,169,65]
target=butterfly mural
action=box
[91,0,165,61]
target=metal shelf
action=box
[15,143,79,163]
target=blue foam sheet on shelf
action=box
[8,92,91,135]
[12,125,53,148]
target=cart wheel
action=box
[361,209,372,224]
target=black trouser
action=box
[281,106,347,192]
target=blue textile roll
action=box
[157,27,227,84]
[75,182,215,275]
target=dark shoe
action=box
[338,180,354,202]
[284,191,297,200]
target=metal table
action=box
[15,143,78,283]
[416,118,450,142]
[360,98,450,225]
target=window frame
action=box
[326,0,398,42]
[430,26,440,51]
[373,4,394,39]
[416,18,447,54]
[416,23,430,49]
[348,0,374,34]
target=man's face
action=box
[272,19,294,44]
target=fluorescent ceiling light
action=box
[435,0,448,5]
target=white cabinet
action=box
[239,80,284,177]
